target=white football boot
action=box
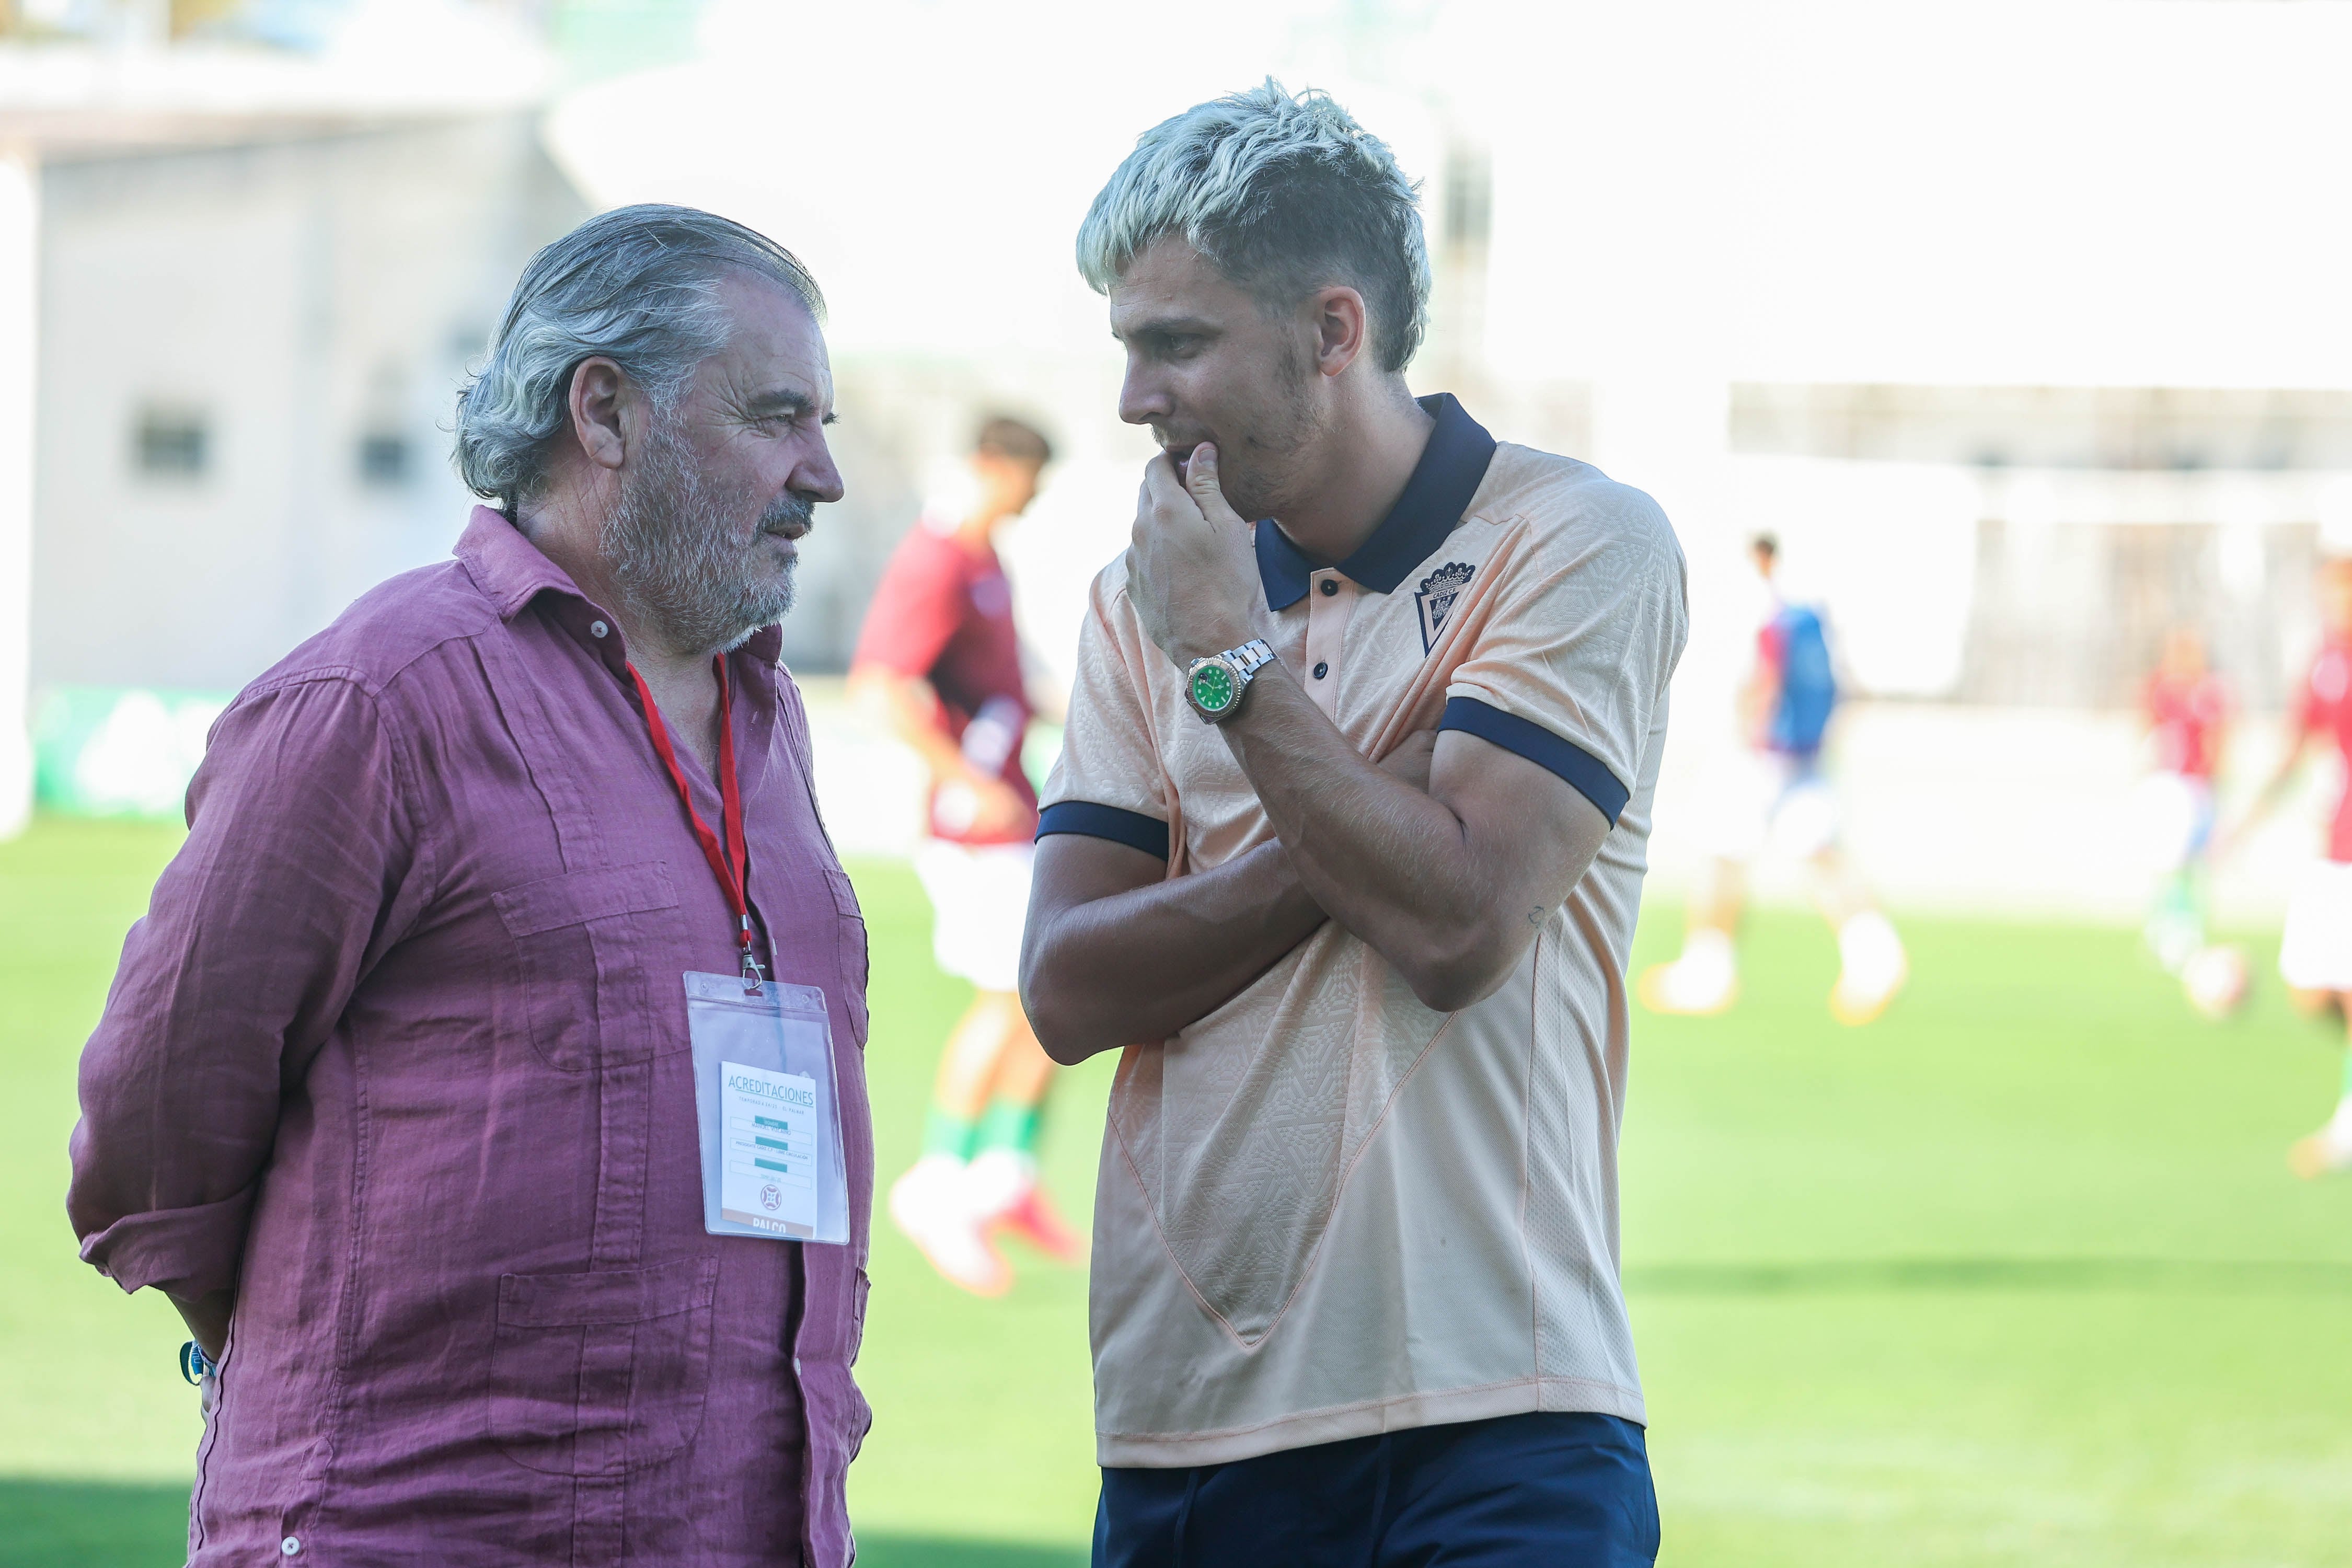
[1638,929,1739,1016]
[887,1154,1010,1296]
[1830,911,1908,1026]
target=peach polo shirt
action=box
[1040,396,1688,1468]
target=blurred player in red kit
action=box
[2135,629,2234,991]
[850,416,1082,1291]
[2230,558,2352,1174]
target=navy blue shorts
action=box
[1093,1411,1659,1568]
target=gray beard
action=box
[601,419,812,657]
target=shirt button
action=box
[1319,579,1339,596]
[589,620,609,639]
[281,1537,302,1557]
[1312,661,1329,679]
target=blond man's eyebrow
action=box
[1111,313,1221,343]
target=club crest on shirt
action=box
[1414,561,1475,652]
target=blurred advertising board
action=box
[33,686,228,820]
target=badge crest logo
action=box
[1414,561,1475,652]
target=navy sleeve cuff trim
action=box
[1036,800,1171,860]
[1438,696,1631,826]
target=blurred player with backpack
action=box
[1641,533,1908,1024]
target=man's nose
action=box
[1117,359,1169,428]
[797,433,847,506]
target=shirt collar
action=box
[1254,393,1497,610]
[455,504,588,620]
[453,504,784,664]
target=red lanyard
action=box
[628,655,766,989]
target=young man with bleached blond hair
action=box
[1021,81,1685,1566]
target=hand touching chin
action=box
[1126,441,1263,666]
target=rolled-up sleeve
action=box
[67,672,423,1299]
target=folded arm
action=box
[1219,675,1610,1012]
[1021,836,1323,1064]
[1020,714,1462,1061]
[1104,442,1622,1015]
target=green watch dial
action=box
[1190,661,1237,713]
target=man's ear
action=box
[1309,284,1369,380]
[567,356,635,474]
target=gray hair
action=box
[1076,79,1429,374]
[454,204,825,509]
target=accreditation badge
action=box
[686,973,851,1244]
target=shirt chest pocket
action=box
[488,1256,719,1476]
[493,861,682,1073]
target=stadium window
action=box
[358,431,411,489]
[133,407,209,480]
[1443,146,1492,249]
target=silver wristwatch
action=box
[1184,638,1276,724]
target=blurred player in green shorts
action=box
[2227,557,2352,1176]
[2134,628,2249,1017]
[851,417,1082,1293]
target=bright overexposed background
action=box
[10,8,2352,1567]
[8,0,2352,927]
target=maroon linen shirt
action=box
[68,508,875,1566]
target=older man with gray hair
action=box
[68,205,873,1566]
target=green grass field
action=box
[4,816,2351,1565]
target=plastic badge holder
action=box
[686,973,851,1244]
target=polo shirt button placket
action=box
[1301,569,1354,719]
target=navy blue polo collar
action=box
[1254,393,1497,610]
